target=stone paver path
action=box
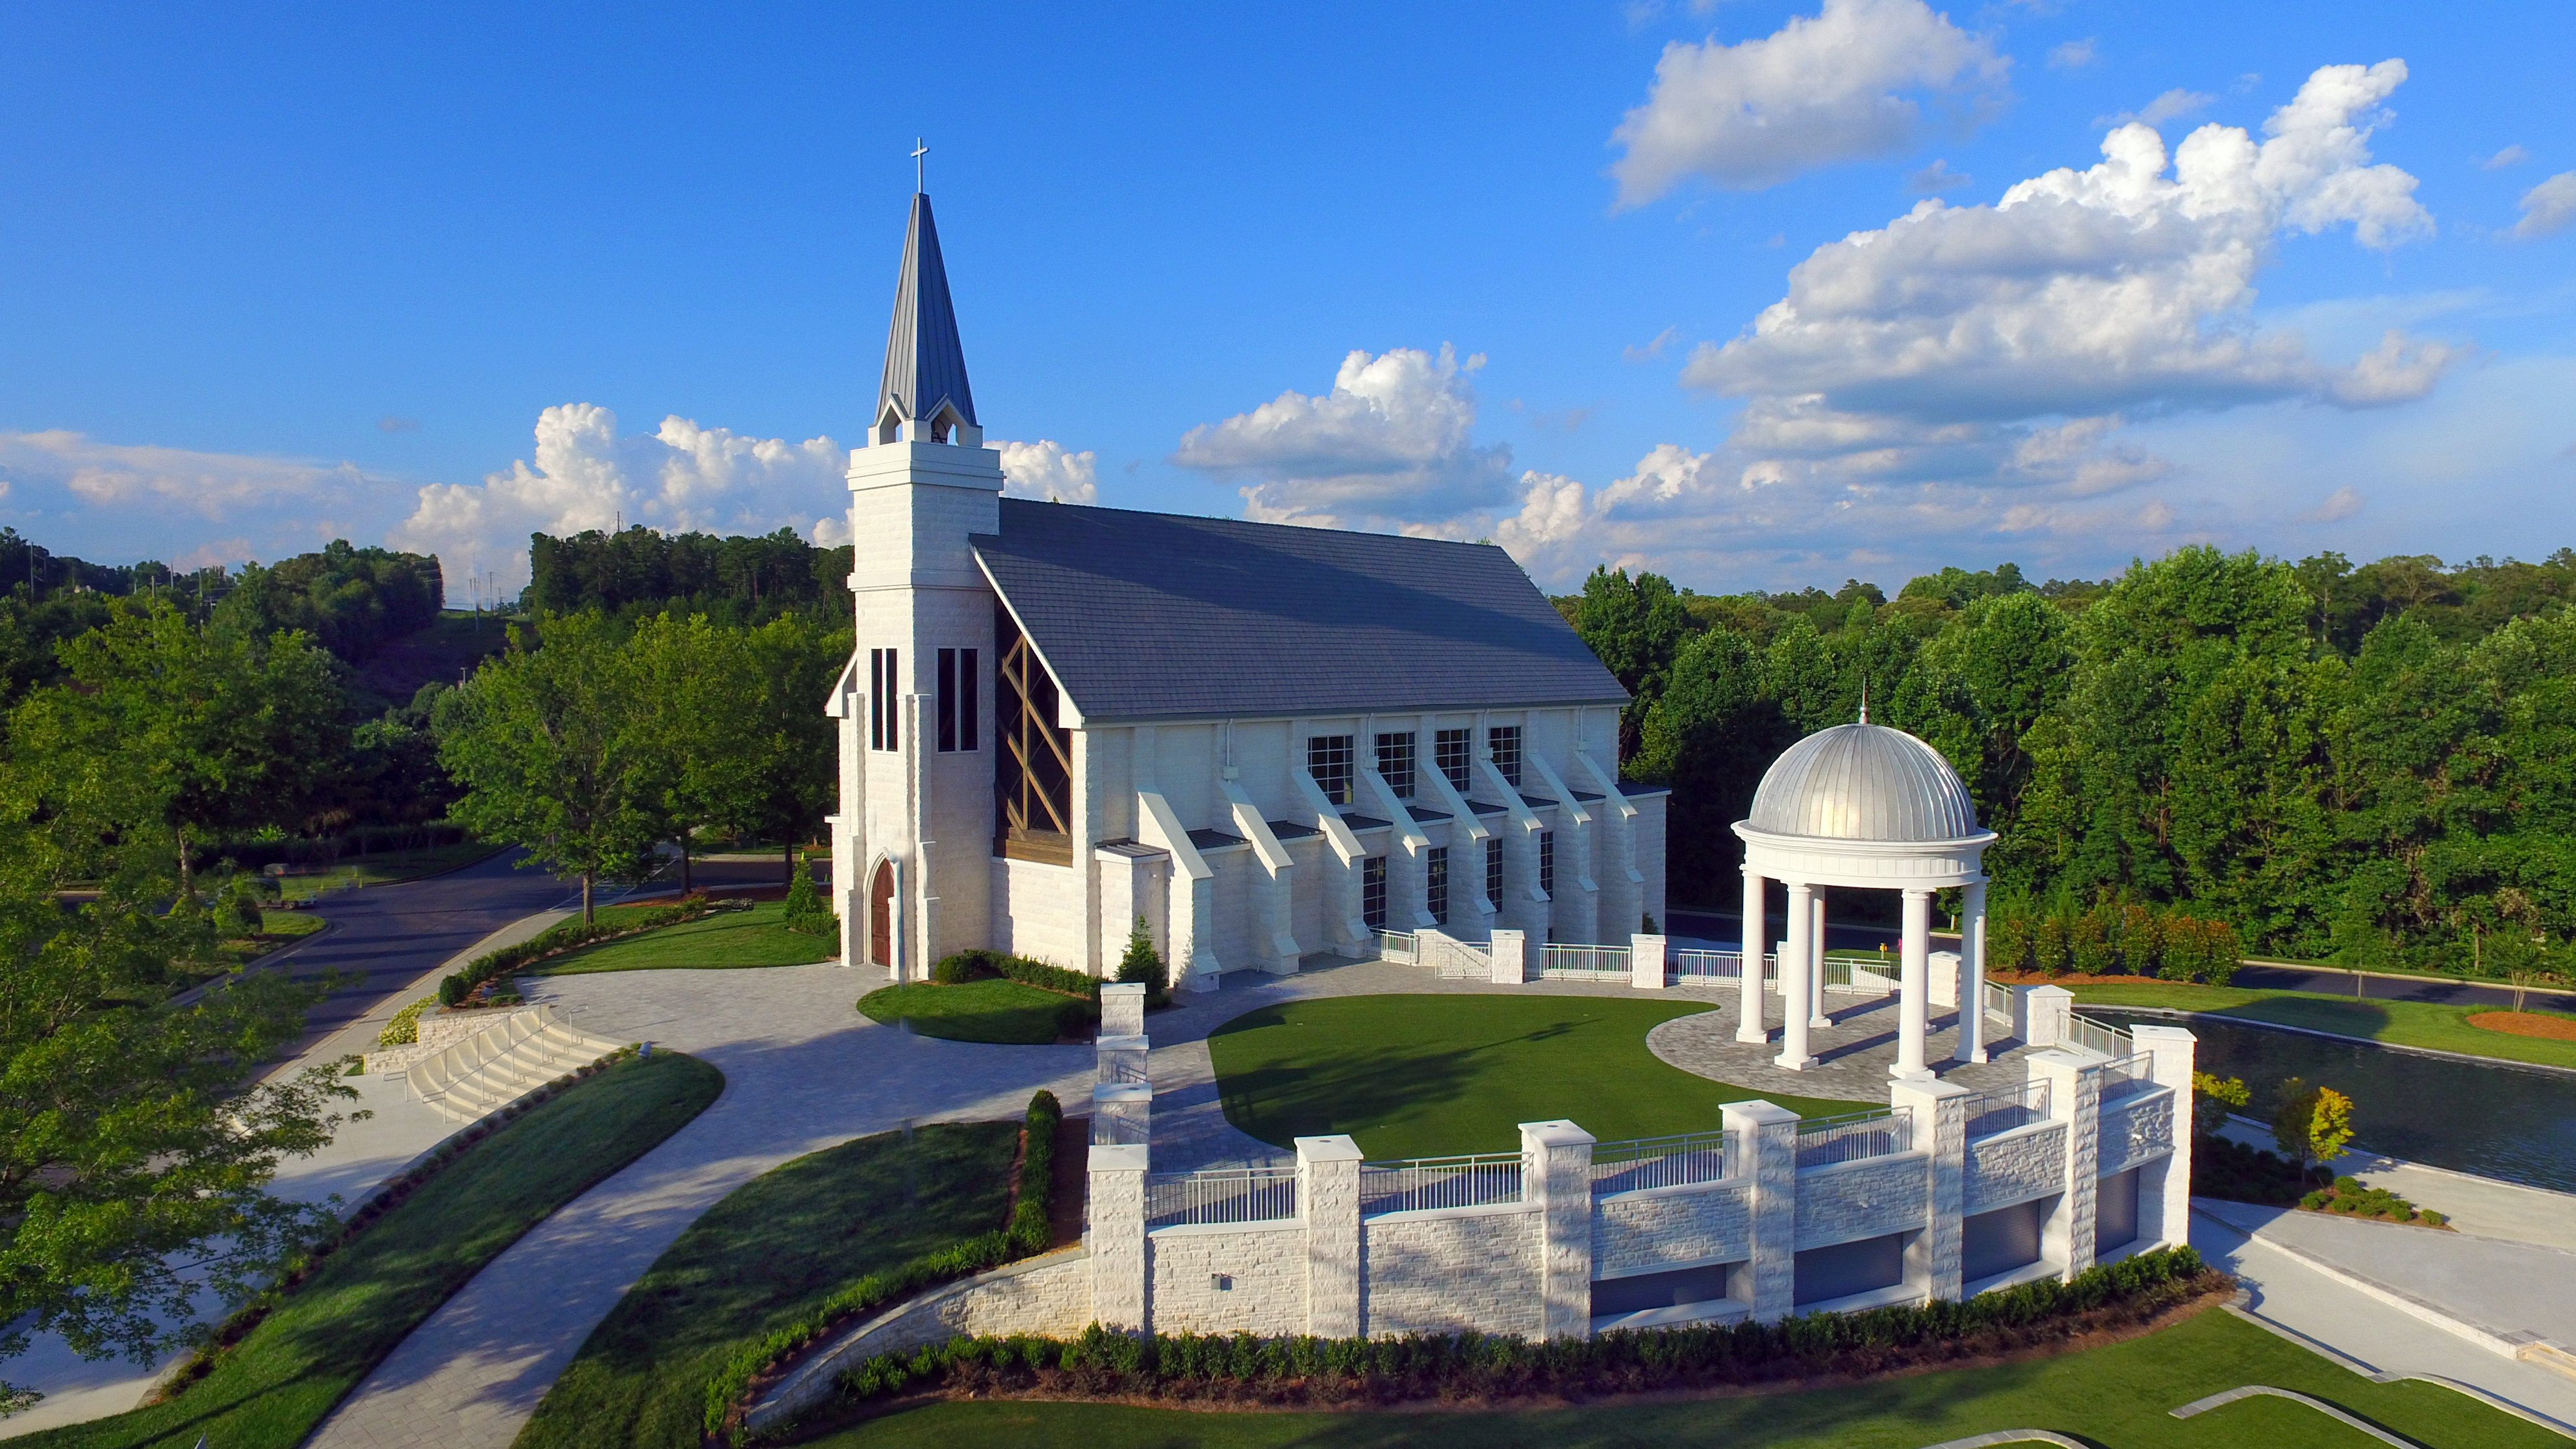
[1646,991,2044,1100]
[305,964,1093,1449]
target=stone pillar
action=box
[2129,1024,2199,1252]
[1893,888,1933,1082]
[2024,984,2073,1049]
[2029,1049,2104,1281]
[1296,1135,1364,1337]
[1629,932,1666,990]
[1777,883,1817,1070]
[1956,879,1989,1063]
[1736,867,1767,1044]
[1890,1078,1970,1303]
[1723,1099,1800,1321]
[1100,982,1147,1039]
[1096,1034,1149,1087]
[1808,888,1830,1028]
[1522,1120,1598,1339]
[1092,1083,1151,1146]
[1489,928,1527,985]
[1086,1144,1150,1331]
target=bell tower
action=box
[830,188,1004,980]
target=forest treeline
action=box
[1568,546,2576,973]
[528,525,854,626]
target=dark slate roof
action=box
[1188,827,1247,851]
[1268,819,1321,841]
[877,192,977,428]
[1342,812,1391,831]
[973,500,1626,722]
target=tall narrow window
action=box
[1487,725,1522,786]
[936,647,980,752]
[1362,856,1388,930]
[1538,830,1555,897]
[1426,845,1449,927]
[1435,728,1472,793]
[869,648,901,752]
[1375,732,1416,799]
[993,606,1073,864]
[960,648,978,752]
[1308,734,1355,806]
[1484,836,1503,905]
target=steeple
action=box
[874,191,978,444]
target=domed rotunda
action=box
[1730,716,1996,1077]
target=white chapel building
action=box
[825,190,1669,988]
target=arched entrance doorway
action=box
[869,859,897,968]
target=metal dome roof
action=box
[1746,722,1982,843]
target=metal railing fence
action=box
[1358,1152,1524,1215]
[1539,943,1631,979]
[1961,1079,2052,1138]
[1145,1166,1300,1228]
[1794,1107,1915,1168]
[2099,1051,2160,1102]
[1984,978,2015,1025]
[2067,1013,2134,1060]
[1378,930,1418,966]
[1590,1130,1733,1194]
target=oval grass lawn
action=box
[859,979,1092,1044]
[1206,995,1870,1159]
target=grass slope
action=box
[513,1120,1021,1449]
[1208,995,1870,1159]
[534,901,836,974]
[19,1051,723,1449]
[858,980,1088,1044]
[2067,982,2576,1071]
[795,1307,2551,1449]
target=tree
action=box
[2306,1086,2356,1169]
[1117,916,1170,1005]
[2191,1072,2250,1139]
[626,613,755,895]
[436,613,654,921]
[1572,567,1696,759]
[731,613,843,885]
[2268,1077,2351,1172]
[9,599,344,897]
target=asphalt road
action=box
[257,849,819,1055]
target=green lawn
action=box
[19,1051,723,1449]
[858,979,1091,1044]
[532,901,837,974]
[2065,981,2576,1071]
[793,1307,2549,1449]
[1206,995,1870,1159]
[270,841,505,901]
[216,909,327,966]
[513,1120,1021,1449]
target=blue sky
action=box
[2,1,2570,599]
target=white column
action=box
[1807,888,1830,1027]
[1893,888,1933,1081]
[1736,866,1767,1044]
[1956,878,1989,1064]
[1777,882,1817,1070]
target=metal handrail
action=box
[1961,1080,2052,1138]
[1145,1166,1300,1227]
[1358,1151,1524,1215]
[2099,1051,2160,1102]
[2067,1013,2134,1059]
[1591,1129,1732,1193]
[1539,943,1631,977]
[1378,930,1419,965]
[1795,1107,1915,1168]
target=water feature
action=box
[2085,1009,2576,1192]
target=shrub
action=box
[784,847,840,939]
[2032,916,2071,977]
[1116,917,1173,1009]
[1986,913,2032,975]
[2117,904,2162,977]
[932,952,999,985]
[379,995,439,1049]
[2202,918,2241,986]
[2069,908,2115,976]
[815,1248,2215,1417]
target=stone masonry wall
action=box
[1149,1222,1308,1337]
[1794,1154,1930,1250]
[1592,1183,1752,1278]
[1362,1208,1544,1337]
[2098,1090,2174,1178]
[1965,1122,2067,1216]
[993,856,1086,973]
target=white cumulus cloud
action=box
[2516,172,2576,238]
[1170,345,1511,528]
[391,404,849,599]
[997,439,1100,504]
[1609,0,2008,204]
[2095,88,2214,129]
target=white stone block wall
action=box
[2030,1050,2102,1279]
[1724,1100,1800,1320]
[2130,1025,2197,1253]
[1893,1080,1969,1304]
[992,856,1086,971]
[1488,929,1527,984]
[1592,1183,1752,1278]
[2098,1090,2175,1177]
[1360,1209,1544,1337]
[1149,1222,1308,1336]
[1794,1153,1932,1250]
[1964,1122,2067,1215]
[1300,1136,1365,1337]
[1629,933,1666,990]
[1088,1145,1149,1330]
[1525,1121,1597,1339]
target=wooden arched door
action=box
[868,860,896,968]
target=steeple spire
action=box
[875,190,978,441]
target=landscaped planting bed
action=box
[858,979,1095,1044]
[533,899,838,975]
[781,1305,2556,1448]
[16,1049,722,1449]
[1208,995,1868,1158]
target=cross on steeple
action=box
[912,138,928,194]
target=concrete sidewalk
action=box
[2215,1116,2576,1253]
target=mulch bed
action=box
[2468,1010,2576,1041]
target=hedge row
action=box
[378,994,437,1049]
[437,893,737,1005]
[702,1089,1065,1441]
[932,949,1099,1001]
[823,1247,2214,1413]
[1989,903,2242,986]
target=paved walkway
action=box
[1646,990,2041,1100]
